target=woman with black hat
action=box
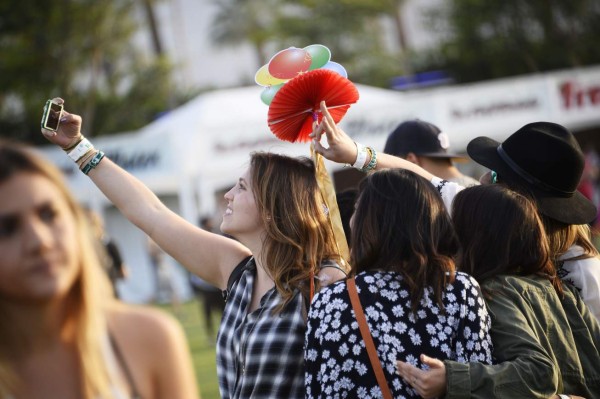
[396,184,599,398]
[467,122,600,323]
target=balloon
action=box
[304,44,331,70]
[321,61,348,78]
[268,47,312,79]
[260,84,284,105]
[255,64,287,87]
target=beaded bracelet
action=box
[81,151,105,175]
[76,148,97,168]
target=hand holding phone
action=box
[41,99,64,131]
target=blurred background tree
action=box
[2,0,599,145]
[273,0,405,87]
[211,0,283,67]
[211,0,410,87]
[420,0,600,83]
[0,0,193,145]
[211,0,600,86]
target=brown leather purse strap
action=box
[347,277,393,399]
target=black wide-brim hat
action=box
[467,122,597,225]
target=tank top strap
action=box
[101,330,142,399]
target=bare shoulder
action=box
[108,302,184,340]
[105,302,199,399]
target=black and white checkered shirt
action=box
[217,258,306,398]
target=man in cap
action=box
[383,119,479,187]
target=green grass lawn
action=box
[159,299,221,398]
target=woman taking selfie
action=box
[40,98,346,399]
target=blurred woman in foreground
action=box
[0,141,198,399]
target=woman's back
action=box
[305,270,492,398]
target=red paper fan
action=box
[267,69,359,142]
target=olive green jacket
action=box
[445,275,600,398]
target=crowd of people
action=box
[0,95,598,398]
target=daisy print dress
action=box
[305,271,493,399]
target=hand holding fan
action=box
[268,69,359,142]
[256,44,359,270]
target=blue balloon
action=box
[321,61,348,78]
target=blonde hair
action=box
[249,152,340,312]
[0,141,114,399]
[541,215,599,262]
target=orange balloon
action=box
[255,64,287,87]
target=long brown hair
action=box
[350,169,459,314]
[249,152,340,312]
[0,141,113,399]
[452,184,563,295]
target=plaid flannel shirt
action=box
[217,258,306,399]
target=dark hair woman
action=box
[305,169,493,398]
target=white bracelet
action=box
[67,138,94,162]
[352,141,368,169]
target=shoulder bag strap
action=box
[347,277,393,399]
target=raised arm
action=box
[310,101,434,180]
[41,98,250,289]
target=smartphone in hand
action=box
[41,99,64,131]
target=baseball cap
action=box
[383,120,465,159]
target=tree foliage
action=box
[211,0,408,87]
[210,0,600,86]
[0,0,185,145]
[423,0,600,83]
[274,0,402,86]
[211,0,283,66]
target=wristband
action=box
[67,138,94,162]
[361,147,378,172]
[81,151,105,175]
[352,142,368,169]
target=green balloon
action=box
[260,84,284,105]
[304,44,331,70]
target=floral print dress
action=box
[305,271,493,399]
